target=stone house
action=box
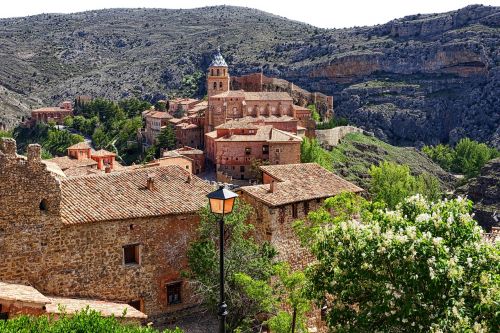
[169,98,200,114]
[142,110,173,145]
[31,101,73,125]
[0,138,213,322]
[238,163,363,269]
[205,123,302,182]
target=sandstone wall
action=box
[315,126,364,148]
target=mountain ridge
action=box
[0,4,498,147]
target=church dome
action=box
[210,48,228,67]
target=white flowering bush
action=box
[294,193,499,332]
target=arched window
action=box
[216,69,220,76]
[219,82,223,89]
[211,69,214,76]
[39,199,48,212]
[223,69,226,76]
[213,82,217,90]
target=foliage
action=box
[153,125,176,157]
[307,104,321,122]
[179,71,204,97]
[295,193,500,332]
[422,138,499,178]
[369,161,442,208]
[41,148,53,160]
[300,137,333,171]
[119,98,152,118]
[249,158,270,182]
[43,128,84,156]
[92,127,110,149]
[316,117,349,130]
[267,264,310,333]
[0,129,13,138]
[0,307,183,332]
[186,200,278,332]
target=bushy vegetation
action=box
[370,161,442,209]
[187,200,311,332]
[422,138,499,178]
[0,308,182,333]
[307,104,321,122]
[144,125,176,162]
[13,122,84,157]
[0,129,13,138]
[315,116,349,130]
[294,193,500,332]
[300,137,334,171]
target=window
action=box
[39,199,48,212]
[167,282,182,305]
[275,148,281,153]
[292,204,298,218]
[219,82,223,88]
[123,244,140,265]
[211,69,214,76]
[240,166,245,172]
[213,82,217,89]
[216,68,220,76]
[223,69,226,76]
[262,145,269,154]
[304,201,310,214]
[245,147,251,155]
[128,300,142,312]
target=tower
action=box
[207,48,229,98]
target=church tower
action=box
[207,48,229,98]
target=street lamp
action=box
[207,185,238,333]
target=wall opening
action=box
[39,199,48,212]
[123,244,140,265]
[166,281,182,305]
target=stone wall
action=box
[315,126,364,149]
[0,138,201,320]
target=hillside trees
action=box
[294,193,500,332]
[422,138,499,178]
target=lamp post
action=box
[207,185,238,333]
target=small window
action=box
[316,198,321,203]
[262,145,269,154]
[240,166,245,172]
[39,199,48,212]
[128,300,142,312]
[123,244,140,265]
[292,204,298,218]
[167,282,182,305]
[275,148,281,153]
[216,69,220,76]
[213,82,217,89]
[219,81,223,88]
[186,165,189,169]
[304,201,310,214]
[245,147,251,155]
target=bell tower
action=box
[207,47,229,98]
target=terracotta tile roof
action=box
[240,163,364,207]
[171,98,199,105]
[215,126,302,143]
[216,116,297,130]
[168,117,189,124]
[63,167,100,177]
[175,147,204,155]
[41,160,67,178]
[59,165,213,224]
[46,297,147,319]
[32,107,72,113]
[211,90,246,98]
[92,149,116,157]
[176,123,198,129]
[48,156,97,170]
[67,142,91,150]
[292,105,310,111]
[0,281,50,305]
[146,111,173,119]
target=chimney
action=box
[27,144,41,165]
[146,174,155,190]
[186,174,192,184]
[269,180,276,193]
[0,138,17,157]
[105,166,111,174]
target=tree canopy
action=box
[294,193,499,332]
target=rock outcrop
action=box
[456,158,500,231]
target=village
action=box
[0,49,360,330]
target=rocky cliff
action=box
[456,158,500,231]
[0,5,498,148]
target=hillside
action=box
[0,5,498,147]
[328,132,456,190]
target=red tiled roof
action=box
[0,282,50,305]
[67,142,91,150]
[92,149,116,157]
[48,156,97,170]
[240,163,364,207]
[145,111,173,119]
[292,105,311,111]
[175,147,204,155]
[59,165,213,224]
[46,297,147,319]
[215,126,301,143]
[32,107,72,113]
[211,91,292,101]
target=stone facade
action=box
[0,138,212,321]
[31,101,73,125]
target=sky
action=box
[1,0,499,28]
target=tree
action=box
[294,193,499,332]
[453,138,499,178]
[92,127,109,149]
[249,158,270,182]
[186,200,278,331]
[156,125,176,154]
[119,98,152,117]
[422,144,454,172]
[307,104,321,122]
[43,128,84,156]
[369,161,442,209]
[300,137,333,171]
